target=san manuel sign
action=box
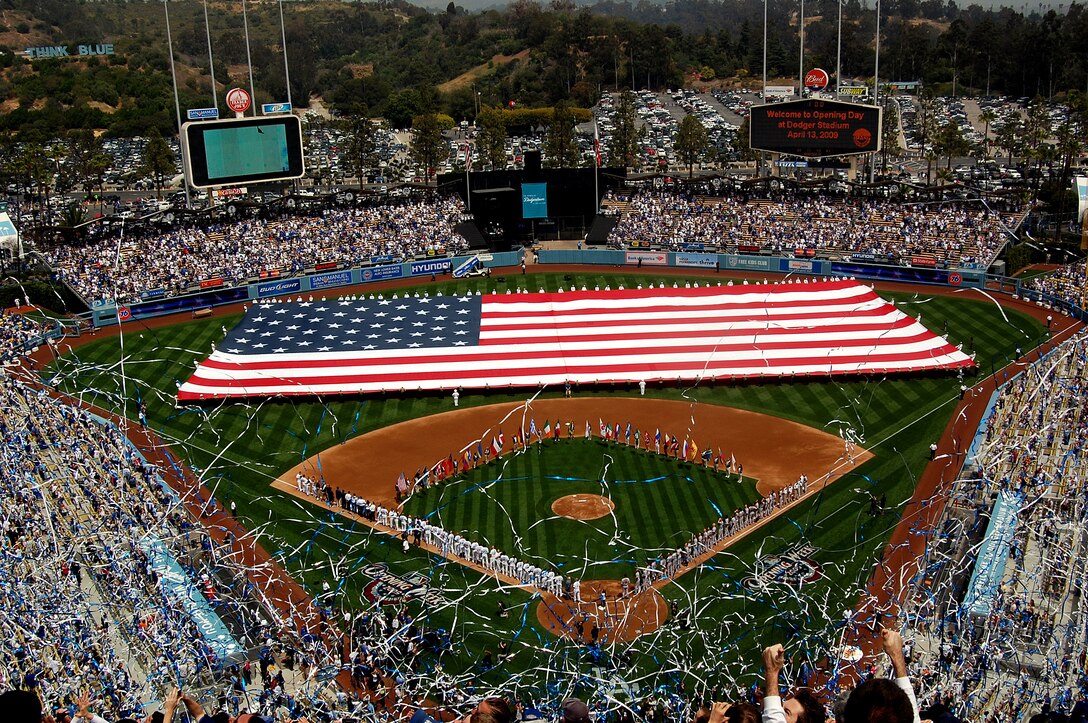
[24,44,116,59]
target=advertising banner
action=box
[675,252,717,268]
[624,251,668,266]
[310,270,352,290]
[257,278,301,297]
[725,255,773,271]
[362,265,404,282]
[139,537,243,662]
[411,258,453,276]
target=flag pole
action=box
[593,117,601,214]
[465,138,471,213]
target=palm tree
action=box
[978,108,997,157]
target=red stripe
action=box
[480,306,899,333]
[193,328,940,372]
[180,339,961,382]
[183,348,966,390]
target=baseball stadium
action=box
[5,162,1088,723]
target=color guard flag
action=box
[178,280,974,400]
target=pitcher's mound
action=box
[552,493,615,520]
[536,580,668,643]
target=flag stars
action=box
[268,320,282,326]
[302,329,317,335]
[409,342,422,348]
[318,346,332,351]
[375,312,388,318]
[298,341,312,347]
[260,331,275,338]
[412,322,425,327]
[323,335,337,341]
[279,335,293,342]
[329,323,342,329]
[366,334,380,339]
[286,325,300,331]
[378,299,392,305]
[334,312,347,318]
[436,303,449,310]
[275,308,289,315]
[396,304,409,310]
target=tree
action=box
[65,130,111,200]
[476,107,508,170]
[544,101,579,168]
[141,129,176,199]
[410,113,449,182]
[880,101,903,173]
[978,108,997,156]
[342,112,380,186]
[916,90,939,183]
[674,114,708,178]
[935,120,968,171]
[994,117,1023,168]
[606,90,640,169]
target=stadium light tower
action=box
[798,0,805,96]
[836,0,844,93]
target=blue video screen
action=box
[521,182,548,219]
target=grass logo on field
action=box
[361,562,446,606]
[741,543,824,592]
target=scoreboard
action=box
[749,99,882,157]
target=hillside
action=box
[0,0,1080,139]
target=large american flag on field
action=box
[177,280,973,401]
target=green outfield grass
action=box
[44,272,1046,694]
[404,438,762,579]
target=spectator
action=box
[760,644,826,723]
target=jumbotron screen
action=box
[182,116,306,189]
[749,99,882,157]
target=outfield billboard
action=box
[750,99,882,157]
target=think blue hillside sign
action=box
[24,44,115,59]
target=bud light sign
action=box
[257,278,301,297]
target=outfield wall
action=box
[80,249,1085,329]
[87,250,523,327]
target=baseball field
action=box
[46,270,1045,697]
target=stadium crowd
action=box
[43,196,469,305]
[1022,260,1087,311]
[605,190,1021,269]
[897,328,1088,719]
[0,308,57,363]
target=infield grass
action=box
[404,438,762,579]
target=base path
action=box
[277,397,872,506]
